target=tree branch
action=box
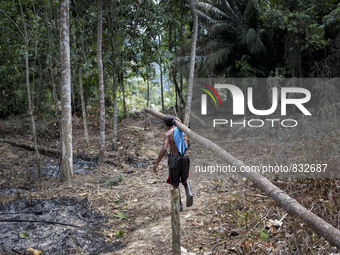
[0,9,25,39]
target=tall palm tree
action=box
[193,0,268,77]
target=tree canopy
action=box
[0,0,339,119]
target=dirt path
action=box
[114,175,213,255]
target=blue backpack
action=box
[173,127,187,156]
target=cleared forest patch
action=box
[0,114,339,254]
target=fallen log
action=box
[145,107,340,249]
[0,219,81,227]
[0,138,116,165]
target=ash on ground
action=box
[0,197,124,254]
[0,186,37,196]
[30,157,97,178]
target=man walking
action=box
[153,115,193,211]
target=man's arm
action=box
[153,132,169,173]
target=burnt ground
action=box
[0,198,124,254]
[0,113,340,254]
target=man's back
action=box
[165,128,188,156]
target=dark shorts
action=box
[167,155,190,187]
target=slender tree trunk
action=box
[122,72,127,117]
[174,25,178,113]
[50,0,59,42]
[78,65,89,152]
[97,0,105,164]
[130,78,132,112]
[175,90,178,113]
[183,0,198,127]
[172,74,185,105]
[59,0,73,181]
[50,59,59,117]
[145,67,150,130]
[71,80,75,115]
[169,19,185,107]
[160,63,164,111]
[19,0,41,178]
[108,4,118,151]
[37,63,43,118]
[31,0,38,109]
[46,3,59,119]
[159,38,164,111]
[39,65,45,120]
[112,66,118,150]
[180,74,183,119]
[147,72,150,108]
[169,20,172,53]
[179,0,185,120]
[145,107,340,250]
[45,0,60,140]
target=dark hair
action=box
[164,115,175,126]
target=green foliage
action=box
[261,0,336,76]
[119,175,125,182]
[1,0,340,119]
[0,0,179,119]
[235,55,265,78]
[231,209,249,228]
[260,230,268,242]
[324,3,340,29]
[195,0,267,76]
[19,231,29,239]
[114,199,123,204]
[115,230,125,238]
[114,212,129,220]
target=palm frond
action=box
[205,47,232,70]
[177,55,205,78]
[177,55,205,65]
[241,28,257,44]
[196,2,229,20]
[239,28,266,54]
[197,10,217,25]
[206,39,229,49]
[220,0,237,17]
[209,22,232,34]
[244,0,259,17]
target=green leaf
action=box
[114,200,122,205]
[119,175,124,181]
[260,230,268,242]
[115,230,125,238]
[114,212,129,219]
[19,231,29,239]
